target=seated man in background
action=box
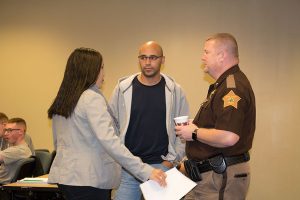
[0,112,35,155]
[0,117,32,184]
[0,113,9,151]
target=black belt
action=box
[195,152,250,174]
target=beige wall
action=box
[1,0,299,199]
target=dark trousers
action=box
[58,184,111,200]
[0,189,10,200]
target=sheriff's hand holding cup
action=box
[174,116,189,126]
[175,116,198,141]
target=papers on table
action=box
[140,168,197,200]
[18,177,48,184]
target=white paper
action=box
[140,168,197,200]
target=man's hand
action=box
[177,162,187,176]
[162,160,174,169]
[175,121,198,141]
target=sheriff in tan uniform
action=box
[176,33,256,200]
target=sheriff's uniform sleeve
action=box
[214,75,248,136]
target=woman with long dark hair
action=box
[48,48,166,200]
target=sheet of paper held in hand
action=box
[140,168,197,200]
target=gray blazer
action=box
[48,85,153,189]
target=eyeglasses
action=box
[138,55,163,61]
[4,128,20,134]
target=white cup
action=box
[174,116,189,126]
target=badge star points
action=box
[222,90,241,109]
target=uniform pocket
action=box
[234,173,248,178]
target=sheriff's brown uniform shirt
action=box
[187,65,256,161]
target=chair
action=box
[47,150,56,173]
[6,157,35,199]
[10,157,36,183]
[33,150,52,176]
[35,149,50,153]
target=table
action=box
[2,175,64,200]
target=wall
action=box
[0,0,299,199]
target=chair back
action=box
[10,157,36,183]
[34,150,52,175]
[35,148,50,152]
[48,150,56,173]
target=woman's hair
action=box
[48,47,102,119]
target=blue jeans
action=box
[114,163,169,200]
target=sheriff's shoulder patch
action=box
[222,90,241,109]
[226,74,236,88]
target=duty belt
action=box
[196,152,250,174]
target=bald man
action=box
[110,41,189,200]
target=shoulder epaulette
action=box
[226,74,236,88]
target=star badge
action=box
[222,90,241,109]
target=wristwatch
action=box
[192,128,199,141]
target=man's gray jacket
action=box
[110,73,189,164]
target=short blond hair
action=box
[7,117,27,132]
[206,33,239,58]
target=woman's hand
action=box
[149,168,167,187]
